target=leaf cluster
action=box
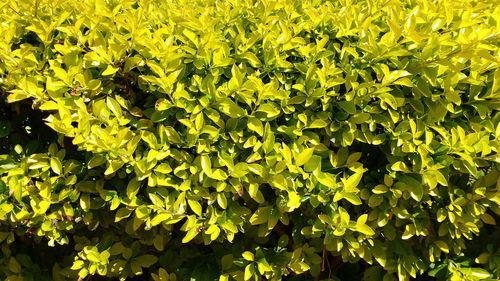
[0,0,499,281]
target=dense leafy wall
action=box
[0,0,499,280]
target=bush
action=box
[0,0,499,280]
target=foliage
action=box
[0,0,499,280]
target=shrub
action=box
[0,0,499,280]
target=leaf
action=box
[383,70,411,84]
[286,191,301,210]
[188,199,202,216]
[343,193,362,205]
[231,162,249,178]
[468,268,491,279]
[356,224,375,236]
[86,251,101,263]
[304,155,321,172]
[248,164,265,177]
[475,253,490,264]
[400,175,423,201]
[195,113,204,131]
[244,264,255,281]
[218,98,246,118]
[106,97,123,117]
[158,268,169,281]
[378,93,398,109]
[50,157,63,175]
[257,259,272,274]
[341,170,365,192]
[339,207,350,224]
[126,178,141,199]
[338,101,356,114]
[262,123,275,154]
[241,52,262,67]
[480,213,496,225]
[256,103,281,117]
[211,169,228,180]
[102,65,119,76]
[8,257,21,273]
[135,206,151,219]
[105,160,124,175]
[248,183,265,203]
[88,155,107,168]
[295,148,314,166]
[115,208,132,222]
[434,240,449,253]
[150,213,170,226]
[135,255,158,267]
[242,251,254,261]
[308,119,328,128]
[346,152,362,164]
[316,172,336,188]
[391,161,409,172]
[7,91,29,103]
[71,260,85,270]
[250,207,271,225]
[356,214,368,225]
[288,261,310,273]
[217,193,227,209]
[182,228,199,243]
[200,155,212,173]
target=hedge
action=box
[0,0,499,280]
